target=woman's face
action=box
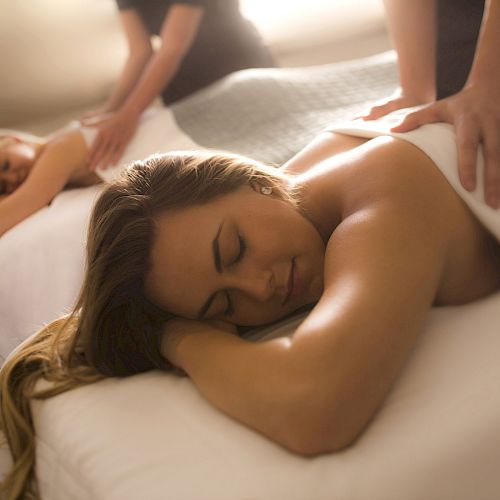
[0,139,35,194]
[145,185,326,326]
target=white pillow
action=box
[32,291,500,500]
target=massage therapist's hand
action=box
[390,82,500,209]
[82,109,140,171]
[160,318,238,370]
[80,107,110,122]
[359,88,433,121]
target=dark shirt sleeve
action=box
[116,0,206,11]
[115,0,136,10]
[172,0,207,5]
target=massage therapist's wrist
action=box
[119,102,142,122]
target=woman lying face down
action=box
[0,127,102,236]
[0,136,38,195]
[1,129,499,499]
[145,166,326,327]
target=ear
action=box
[249,180,261,193]
[249,180,273,196]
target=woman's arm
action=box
[86,4,204,171]
[0,130,87,236]
[98,10,154,114]
[162,139,451,456]
[392,0,500,208]
[362,0,436,119]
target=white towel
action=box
[325,109,500,243]
[76,107,204,183]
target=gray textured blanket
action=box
[171,51,398,165]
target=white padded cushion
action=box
[33,291,500,500]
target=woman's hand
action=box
[358,88,433,121]
[81,109,140,171]
[80,108,109,122]
[390,82,500,208]
[160,318,238,370]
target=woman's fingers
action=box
[359,98,405,120]
[88,132,116,171]
[481,124,500,207]
[390,102,444,133]
[110,139,127,167]
[455,116,480,192]
[87,133,105,171]
[98,140,119,171]
[361,103,392,120]
[358,92,433,121]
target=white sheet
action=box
[33,291,500,500]
[1,54,499,499]
[0,185,103,363]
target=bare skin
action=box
[362,0,500,208]
[82,4,204,171]
[151,132,500,456]
[0,129,101,236]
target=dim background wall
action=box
[0,0,391,135]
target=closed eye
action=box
[224,234,246,316]
[1,160,9,172]
[232,234,246,265]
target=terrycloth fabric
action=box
[170,51,399,165]
[326,109,500,243]
[77,108,203,183]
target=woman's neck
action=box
[294,165,345,243]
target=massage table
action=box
[0,52,499,499]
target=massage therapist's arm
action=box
[85,4,204,171]
[392,0,500,208]
[161,145,450,455]
[84,10,154,119]
[362,0,437,120]
[0,130,87,236]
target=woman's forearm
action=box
[162,322,333,455]
[120,5,203,118]
[104,50,153,112]
[383,0,437,100]
[120,48,184,117]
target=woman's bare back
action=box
[289,132,500,306]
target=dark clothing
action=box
[436,0,485,99]
[115,0,276,104]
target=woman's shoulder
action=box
[318,135,499,305]
[300,134,458,232]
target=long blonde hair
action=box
[0,150,298,499]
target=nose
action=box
[229,268,275,303]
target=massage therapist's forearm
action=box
[383,0,436,100]
[120,48,184,117]
[104,50,153,113]
[120,5,203,118]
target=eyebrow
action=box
[196,221,224,320]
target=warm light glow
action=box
[241,0,340,35]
